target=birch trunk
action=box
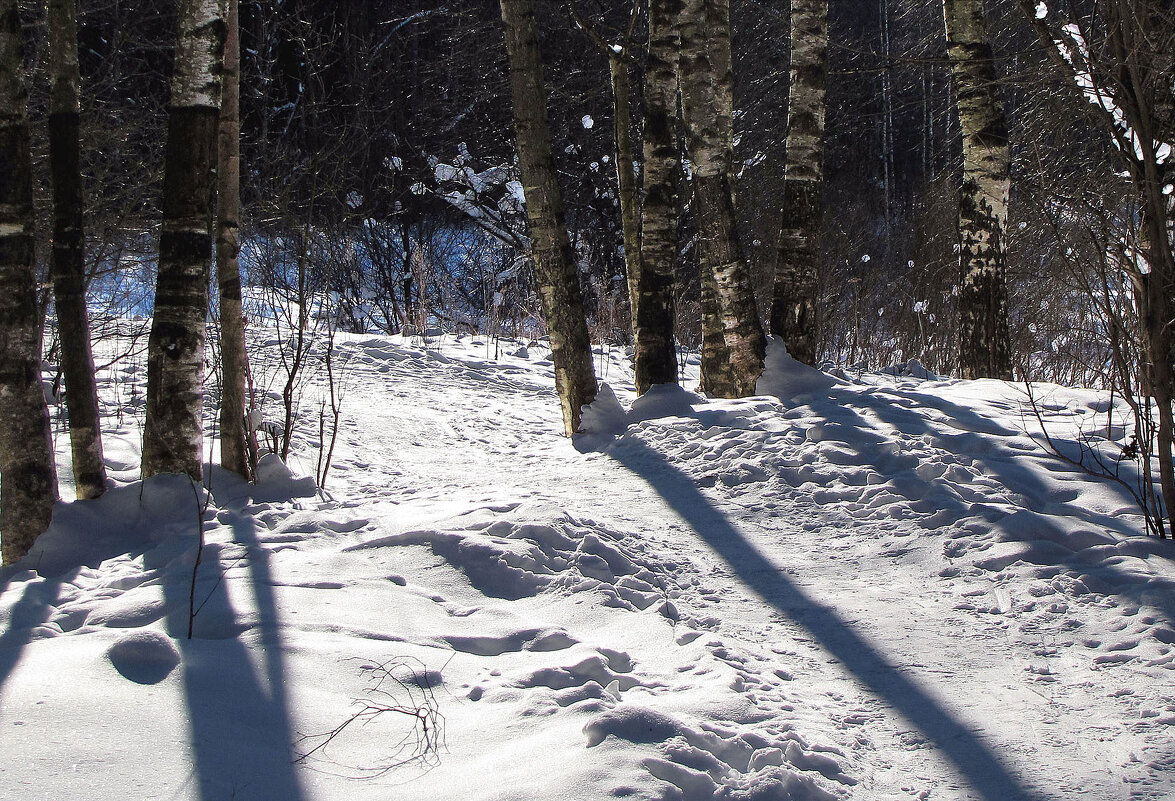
[48,0,106,500]
[499,0,598,435]
[679,0,766,397]
[634,0,683,394]
[943,0,1013,380]
[216,0,250,478]
[770,0,827,366]
[142,0,227,480]
[0,0,58,563]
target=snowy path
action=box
[315,336,1175,800]
[3,332,1175,801]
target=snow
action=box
[4,328,1175,800]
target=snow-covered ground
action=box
[3,328,1175,801]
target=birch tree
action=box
[635,0,683,393]
[48,0,106,500]
[0,0,58,563]
[770,0,828,366]
[217,0,251,478]
[499,0,598,434]
[943,0,1013,380]
[142,0,228,480]
[679,0,766,397]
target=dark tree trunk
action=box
[609,57,641,337]
[634,0,683,394]
[142,0,227,480]
[1139,209,1175,537]
[770,0,827,366]
[679,0,766,398]
[0,0,58,564]
[699,257,736,395]
[943,0,1013,380]
[499,0,598,435]
[48,0,106,500]
[217,0,250,479]
[771,180,820,364]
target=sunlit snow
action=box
[2,329,1175,800]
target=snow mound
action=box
[579,382,628,436]
[347,503,675,611]
[878,358,940,381]
[106,629,180,684]
[755,337,840,401]
[631,383,705,422]
[585,705,842,800]
[251,453,318,501]
[26,474,211,577]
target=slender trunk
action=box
[1139,199,1175,536]
[679,0,766,397]
[770,0,828,366]
[635,0,682,394]
[0,0,58,563]
[610,57,640,337]
[879,0,894,244]
[142,0,227,480]
[499,0,597,434]
[48,0,105,499]
[943,0,1013,380]
[216,0,249,478]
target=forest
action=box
[1,1,1174,799]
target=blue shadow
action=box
[604,434,1058,801]
[149,502,307,801]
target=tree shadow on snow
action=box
[147,503,307,801]
[601,435,1060,801]
[0,579,63,707]
[847,386,1175,624]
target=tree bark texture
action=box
[634,0,683,394]
[499,0,598,435]
[609,58,641,337]
[770,0,827,366]
[943,0,1013,380]
[48,0,106,500]
[142,0,227,480]
[679,0,766,397]
[1138,206,1175,536]
[0,0,58,564]
[217,0,250,478]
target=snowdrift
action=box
[2,331,1174,801]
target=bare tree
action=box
[679,0,766,397]
[633,0,683,394]
[770,0,828,366]
[500,0,598,434]
[1016,0,1174,534]
[943,0,1013,380]
[142,0,228,480]
[0,0,58,563]
[568,1,678,395]
[48,0,106,500]
[217,0,251,479]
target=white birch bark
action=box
[0,0,58,563]
[944,0,1013,380]
[142,0,227,480]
